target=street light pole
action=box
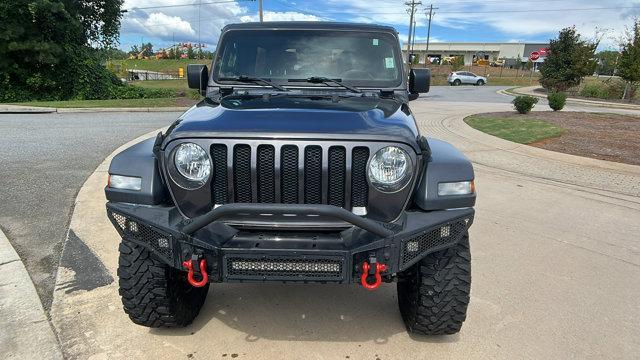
[259,0,263,22]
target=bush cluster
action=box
[579,81,625,100]
[512,95,538,114]
[547,92,567,111]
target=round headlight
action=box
[172,143,211,188]
[368,146,413,192]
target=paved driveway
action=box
[49,91,640,359]
[422,85,513,103]
[0,112,180,310]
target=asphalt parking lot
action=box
[0,112,180,310]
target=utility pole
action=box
[405,0,421,66]
[197,0,201,59]
[259,0,263,22]
[424,4,437,66]
[411,18,416,52]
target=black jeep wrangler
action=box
[106,22,475,335]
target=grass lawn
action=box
[133,79,190,90]
[464,115,565,144]
[12,97,189,108]
[109,59,210,73]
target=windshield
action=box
[212,30,403,88]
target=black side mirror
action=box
[409,68,431,97]
[187,64,209,96]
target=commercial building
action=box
[403,42,550,67]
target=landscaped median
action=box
[5,79,200,110]
[465,112,640,165]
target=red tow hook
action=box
[360,261,387,290]
[182,256,208,287]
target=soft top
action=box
[222,21,397,33]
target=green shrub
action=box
[547,91,567,111]
[512,95,538,114]
[580,83,610,99]
[111,85,175,99]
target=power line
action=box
[437,6,637,14]
[314,5,635,15]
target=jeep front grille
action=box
[210,142,370,211]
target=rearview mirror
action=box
[187,64,209,96]
[409,68,430,98]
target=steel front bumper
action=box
[107,202,473,284]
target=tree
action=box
[515,55,523,70]
[451,56,464,71]
[539,27,598,91]
[98,47,127,60]
[525,59,533,71]
[618,20,640,100]
[596,50,620,76]
[129,45,140,56]
[0,0,124,101]
[187,46,196,59]
[141,42,154,57]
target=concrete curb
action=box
[505,86,640,110]
[0,228,63,360]
[50,127,168,358]
[0,106,189,114]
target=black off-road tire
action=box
[118,239,209,327]
[397,234,471,335]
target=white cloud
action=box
[117,0,640,51]
[240,11,322,22]
[120,0,250,47]
[123,12,195,37]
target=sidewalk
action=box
[0,228,63,359]
[0,104,189,114]
[507,86,640,110]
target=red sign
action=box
[538,48,549,56]
[529,51,540,61]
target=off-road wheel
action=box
[397,234,471,335]
[476,79,485,86]
[453,79,461,86]
[118,238,209,327]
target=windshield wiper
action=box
[288,76,362,93]
[218,75,288,92]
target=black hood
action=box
[164,96,421,152]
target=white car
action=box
[448,71,487,86]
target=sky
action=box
[118,0,640,52]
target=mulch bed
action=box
[478,111,640,166]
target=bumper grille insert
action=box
[225,256,344,281]
[400,218,470,269]
[108,211,173,261]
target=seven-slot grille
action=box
[209,143,369,211]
